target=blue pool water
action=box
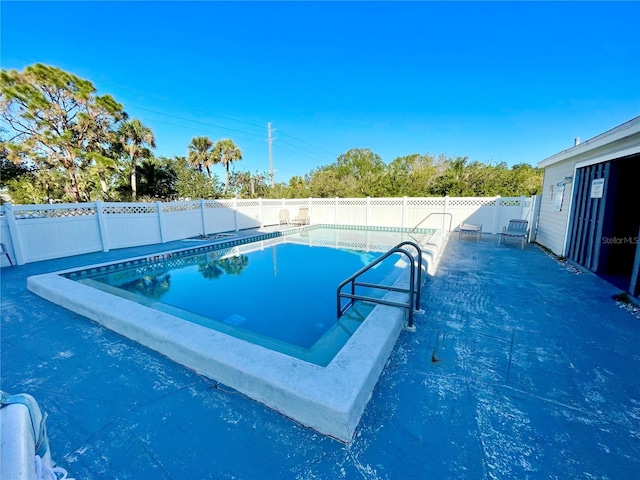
[71,227,430,365]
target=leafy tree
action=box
[306,148,386,198]
[384,154,439,196]
[188,136,214,177]
[0,152,32,189]
[508,163,543,196]
[211,138,242,195]
[229,170,270,198]
[429,156,470,196]
[0,64,126,202]
[5,168,67,204]
[335,148,386,197]
[171,156,220,200]
[306,165,342,198]
[119,119,156,201]
[5,174,47,204]
[265,182,293,199]
[286,175,309,198]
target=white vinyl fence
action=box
[0,196,538,266]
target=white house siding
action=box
[536,161,576,255]
[536,117,640,257]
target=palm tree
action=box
[188,136,214,177]
[212,138,242,194]
[119,119,156,201]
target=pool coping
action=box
[26,226,449,442]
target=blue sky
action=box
[2,1,639,184]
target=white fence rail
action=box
[0,195,537,266]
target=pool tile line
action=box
[60,224,433,279]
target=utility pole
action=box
[268,122,276,187]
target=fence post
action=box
[4,203,25,266]
[200,199,207,235]
[402,196,407,228]
[335,197,339,225]
[444,195,450,230]
[95,201,109,252]
[233,197,239,232]
[366,196,370,227]
[492,196,501,234]
[259,198,264,228]
[530,195,542,242]
[156,201,166,243]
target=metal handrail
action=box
[410,212,453,233]
[337,241,423,330]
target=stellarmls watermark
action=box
[602,236,639,245]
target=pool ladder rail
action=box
[337,241,424,331]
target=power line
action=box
[137,117,332,167]
[93,78,265,129]
[139,115,333,165]
[274,141,332,164]
[276,137,337,162]
[277,129,339,158]
[93,76,339,162]
[126,104,264,139]
[93,79,339,161]
[134,117,267,145]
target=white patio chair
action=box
[279,209,290,225]
[458,223,482,242]
[291,207,309,226]
[498,219,529,249]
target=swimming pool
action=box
[70,228,416,365]
[28,225,446,441]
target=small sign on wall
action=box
[590,178,605,198]
[553,182,565,211]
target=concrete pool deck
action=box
[25,227,439,442]
[2,230,640,478]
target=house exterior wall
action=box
[536,161,576,255]
[536,117,640,257]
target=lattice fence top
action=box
[283,200,309,207]
[337,199,367,206]
[262,199,287,206]
[369,198,404,206]
[499,199,522,207]
[309,199,336,206]
[102,205,157,215]
[237,200,260,208]
[162,202,201,212]
[14,206,97,219]
[406,198,446,207]
[204,200,234,209]
[448,198,497,207]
